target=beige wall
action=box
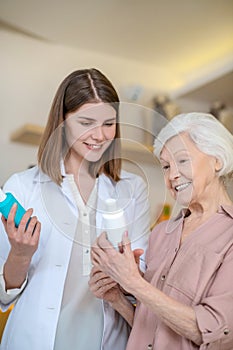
[1,29,231,225]
[1,29,175,223]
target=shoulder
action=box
[118,170,148,198]
[149,218,180,243]
[99,170,148,201]
[151,220,169,237]
[99,170,146,187]
[3,166,40,195]
[120,169,146,185]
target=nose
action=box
[169,163,180,180]
[91,125,105,141]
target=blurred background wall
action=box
[0,0,233,224]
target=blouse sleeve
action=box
[194,245,233,350]
[0,265,28,310]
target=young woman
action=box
[0,68,150,350]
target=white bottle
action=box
[102,198,127,248]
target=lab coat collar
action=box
[33,160,66,183]
[34,160,131,184]
[32,166,52,183]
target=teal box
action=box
[0,193,26,228]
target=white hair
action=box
[153,112,233,177]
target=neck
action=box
[64,154,96,204]
[64,152,89,177]
[188,183,232,217]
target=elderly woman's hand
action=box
[91,232,143,293]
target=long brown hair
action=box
[38,68,121,185]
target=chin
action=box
[175,193,192,207]
[86,148,109,162]
[85,154,103,163]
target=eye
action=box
[79,121,93,126]
[162,164,170,171]
[179,159,188,164]
[103,122,116,127]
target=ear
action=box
[215,158,223,172]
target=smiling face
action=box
[64,102,117,164]
[160,132,222,207]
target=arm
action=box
[126,274,202,345]
[193,246,233,349]
[89,247,144,326]
[89,266,135,327]
[92,232,202,346]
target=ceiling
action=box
[175,70,233,107]
[0,0,233,106]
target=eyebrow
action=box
[174,149,189,155]
[160,149,189,161]
[77,116,117,122]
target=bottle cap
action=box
[104,198,118,212]
[0,188,7,202]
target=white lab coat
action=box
[0,165,150,350]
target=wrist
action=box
[110,289,135,327]
[108,287,123,309]
[8,250,32,267]
[3,251,31,290]
[122,273,145,296]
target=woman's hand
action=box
[89,265,136,327]
[1,203,41,289]
[91,232,143,294]
[89,266,121,303]
[1,204,40,259]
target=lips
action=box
[174,182,192,192]
[84,142,103,150]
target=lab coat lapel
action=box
[40,181,78,241]
[96,174,116,235]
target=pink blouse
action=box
[126,205,233,350]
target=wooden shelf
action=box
[10,124,44,146]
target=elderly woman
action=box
[90,112,233,350]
